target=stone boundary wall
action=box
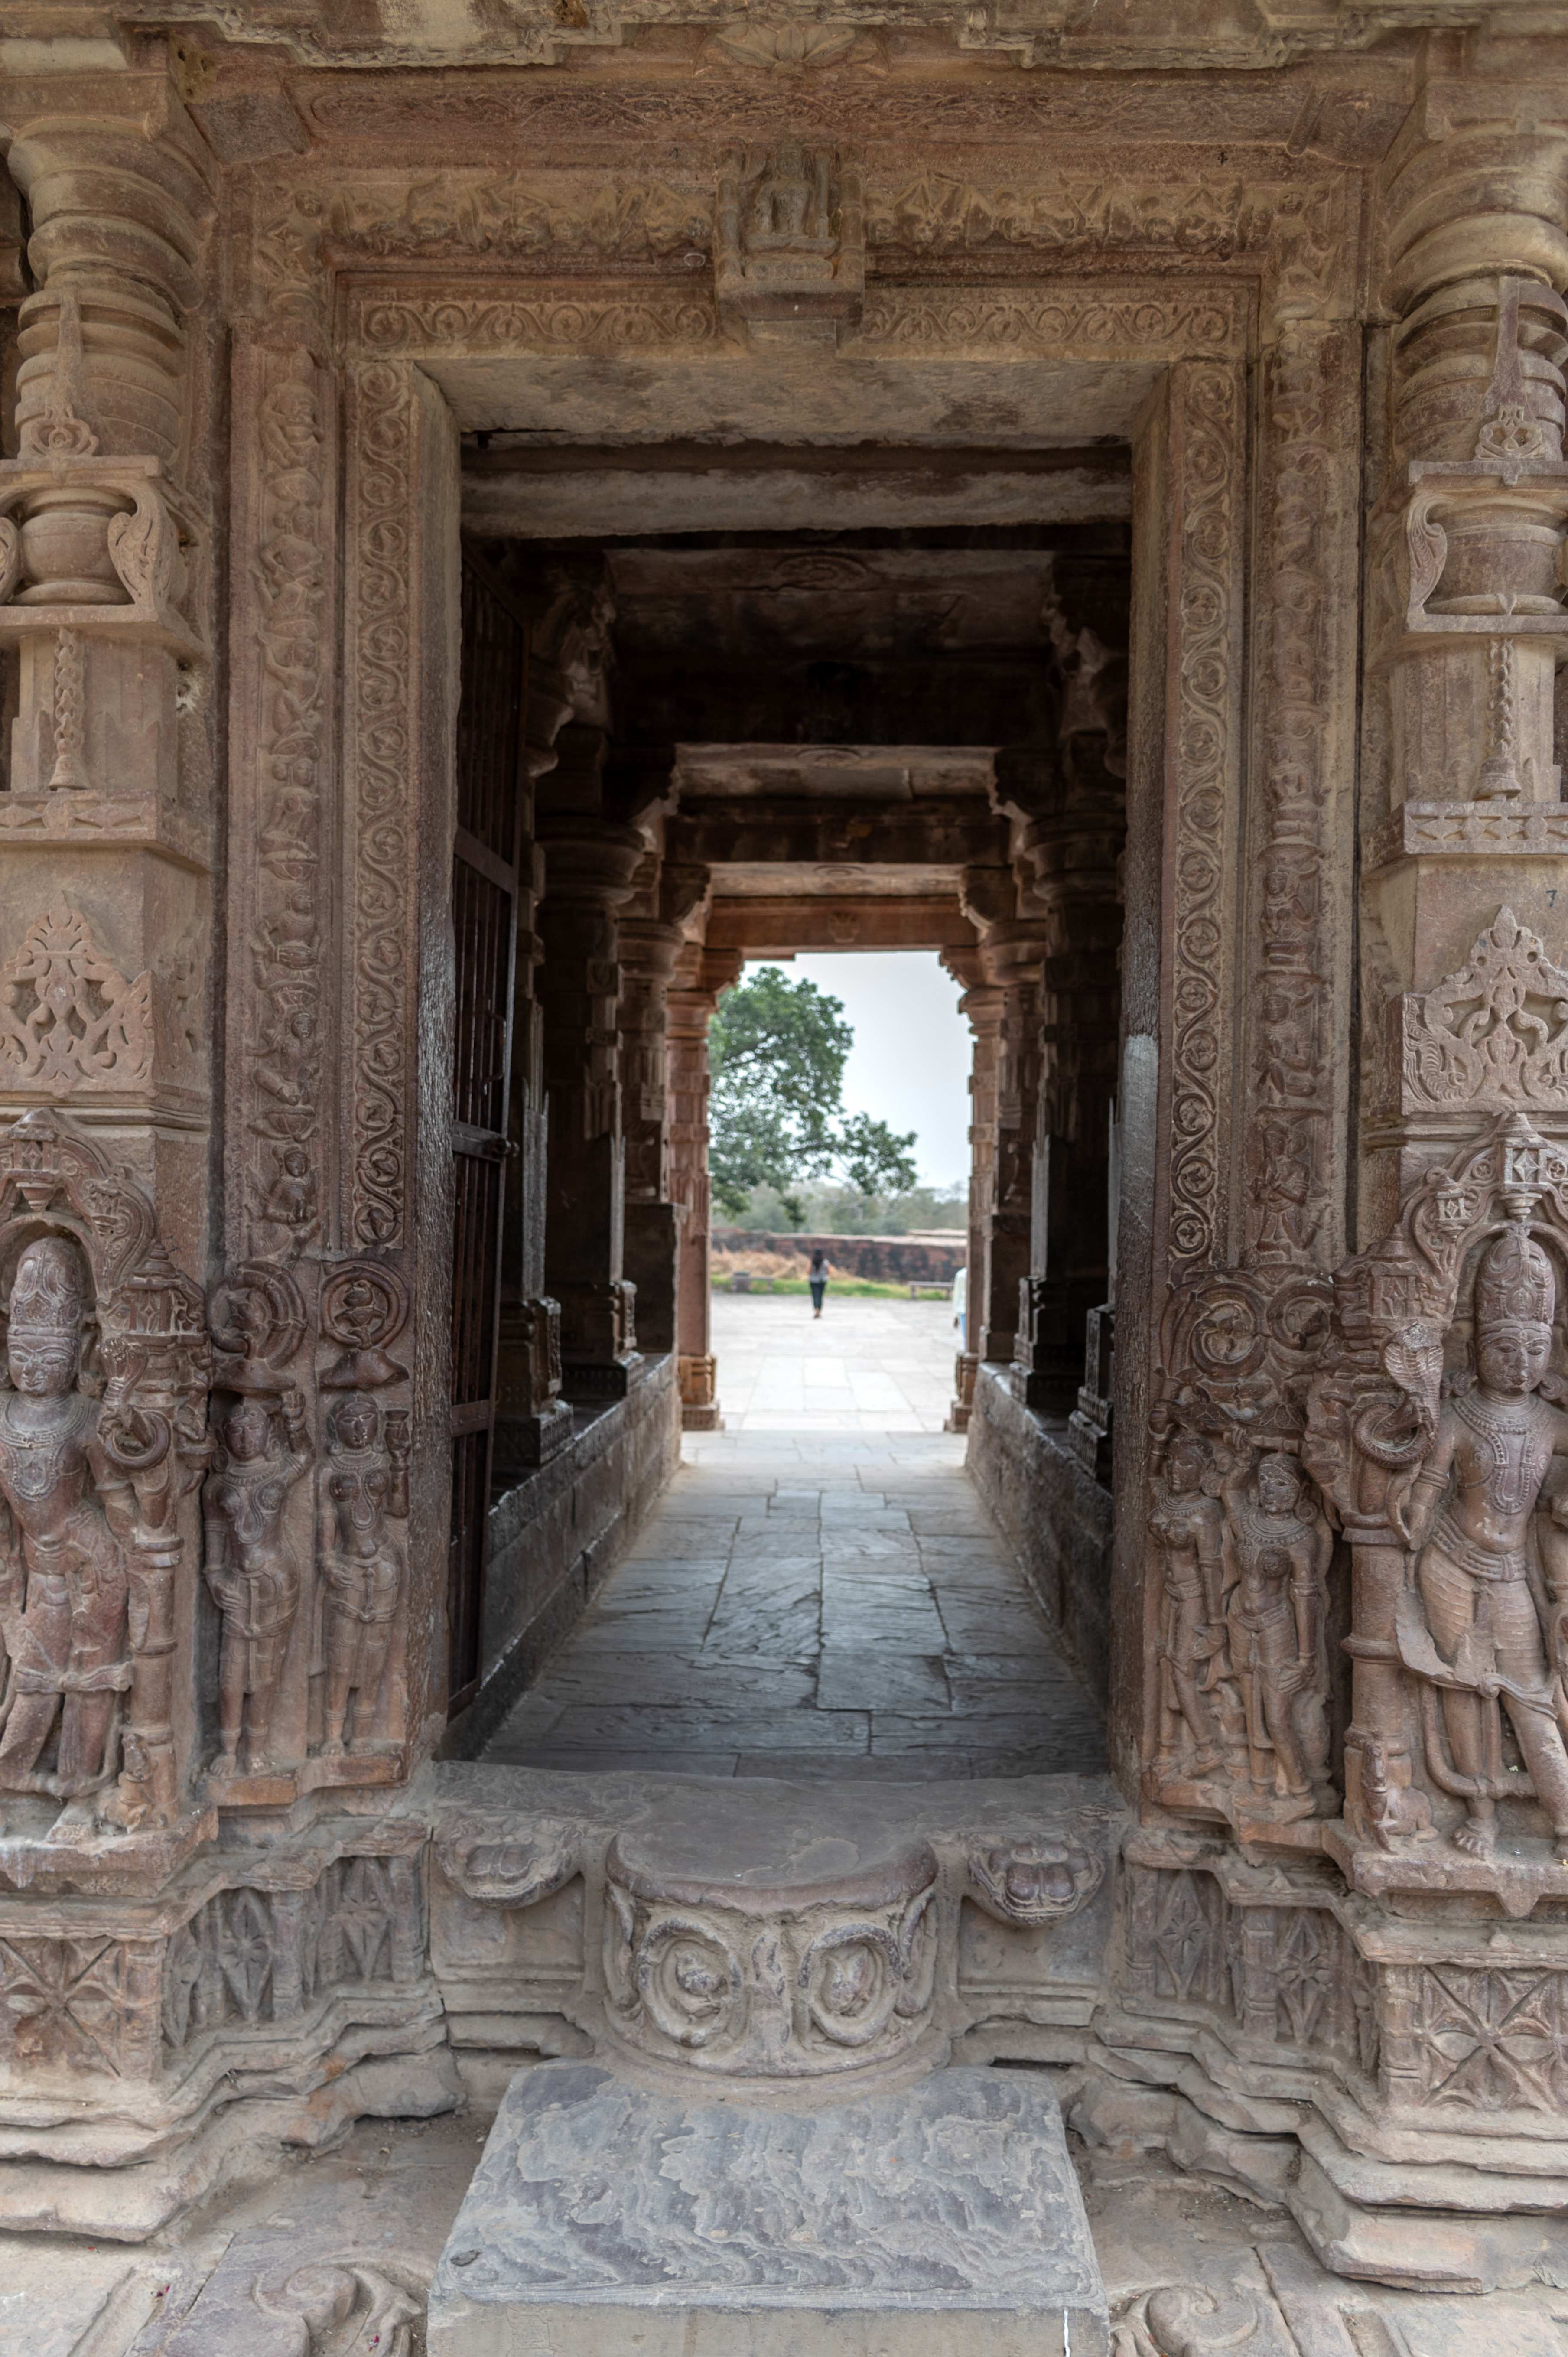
[712,1230,965,1283]
[966,1366,1113,1715]
[446,1354,680,1759]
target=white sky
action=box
[746,952,971,1190]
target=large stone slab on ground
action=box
[428,2059,1108,2356]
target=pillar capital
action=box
[537,821,646,906]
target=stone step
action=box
[427,2058,1109,2357]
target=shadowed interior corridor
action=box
[485,1296,1106,1779]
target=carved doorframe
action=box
[231,169,1361,1745]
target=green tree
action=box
[708,967,918,1225]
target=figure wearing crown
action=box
[1405,1225,1568,1859]
[0,1237,133,1827]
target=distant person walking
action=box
[951,1262,967,1348]
[809,1249,829,1319]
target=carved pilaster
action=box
[669,945,741,1431]
[537,731,646,1397]
[943,944,1002,1429]
[1158,360,1249,1289]
[0,77,216,1270]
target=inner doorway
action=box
[452,498,1129,1783]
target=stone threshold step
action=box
[429,2059,1108,2356]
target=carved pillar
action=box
[1321,91,1568,1853]
[619,861,710,1359]
[668,946,742,1430]
[0,82,221,1854]
[493,643,575,1475]
[537,726,645,1397]
[943,947,1003,1430]
[1360,95,1568,1230]
[985,925,1050,1378]
[0,75,215,1227]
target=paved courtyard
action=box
[486,1294,1106,1779]
[709,1289,958,1432]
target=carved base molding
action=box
[1102,1833,1568,2289]
[9,1768,1568,2290]
[0,1813,455,2236]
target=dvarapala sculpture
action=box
[0,1110,211,1844]
[1305,1113,1568,1882]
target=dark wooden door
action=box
[448,550,530,1713]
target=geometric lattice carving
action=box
[161,1855,412,2054]
[0,1933,152,2078]
[0,902,152,1089]
[1401,907,1568,1112]
[1409,1966,1568,2112]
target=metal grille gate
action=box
[447,549,530,1712]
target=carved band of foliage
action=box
[1166,362,1244,1280]
[345,365,415,1251]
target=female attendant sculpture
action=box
[203,1389,309,1778]
[1148,1430,1228,1783]
[1218,1450,1332,1817]
[315,1394,407,1757]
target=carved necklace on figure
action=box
[0,1391,95,1501]
[1453,1387,1553,1515]
[1230,1494,1314,1563]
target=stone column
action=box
[537,725,646,1397]
[999,563,1130,1445]
[0,72,214,1227]
[668,946,742,1430]
[982,925,1049,1375]
[942,947,1003,1431]
[0,76,218,1838]
[492,641,576,1474]
[1333,91,1568,1846]
[619,860,711,1360]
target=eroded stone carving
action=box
[716,143,865,339]
[312,1395,407,1759]
[436,1817,586,1908]
[602,1837,939,2080]
[1148,1268,1336,1823]
[203,1389,310,1781]
[0,904,153,1091]
[253,2257,423,2357]
[162,1851,420,2054]
[966,1835,1104,1924]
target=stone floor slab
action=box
[427,2061,1109,2357]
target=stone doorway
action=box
[452,485,1134,1766]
